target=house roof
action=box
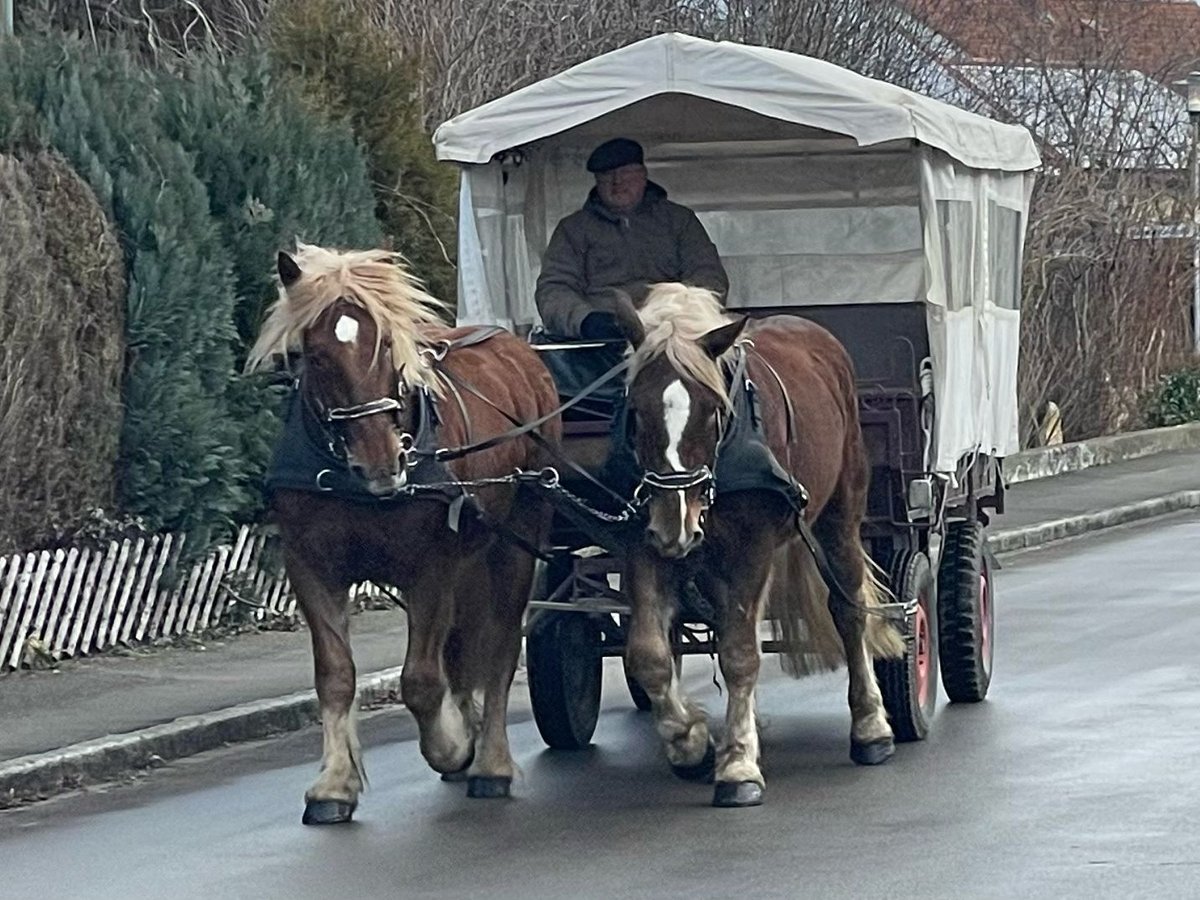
[904,0,1200,82]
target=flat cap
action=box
[586,138,644,173]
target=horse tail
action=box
[767,537,904,677]
[767,537,847,677]
[860,554,906,660]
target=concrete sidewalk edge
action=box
[1005,423,1200,484]
[988,490,1200,554]
[5,493,1199,809]
[0,666,404,809]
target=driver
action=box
[534,137,729,339]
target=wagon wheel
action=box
[527,610,603,750]
[937,519,994,703]
[875,551,939,742]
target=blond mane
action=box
[245,242,448,392]
[628,283,738,407]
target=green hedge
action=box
[268,0,458,307]
[1144,368,1200,428]
[157,51,382,517]
[0,35,382,548]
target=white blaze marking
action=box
[678,491,689,547]
[335,315,359,344]
[662,380,692,547]
[662,380,690,472]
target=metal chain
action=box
[547,479,643,524]
[399,466,644,526]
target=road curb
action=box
[0,666,404,809]
[5,492,1199,808]
[1005,423,1200,484]
[988,490,1200,555]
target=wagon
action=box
[433,33,1040,750]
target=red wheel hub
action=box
[979,568,992,668]
[914,601,931,705]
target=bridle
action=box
[631,410,726,517]
[300,366,416,467]
[629,343,749,519]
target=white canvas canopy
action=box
[432,32,1041,475]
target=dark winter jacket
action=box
[534,182,729,337]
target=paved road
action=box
[2,516,1197,899]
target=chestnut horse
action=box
[247,244,559,823]
[613,283,904,808]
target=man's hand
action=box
[579,311,625,341]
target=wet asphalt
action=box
[1,515,1198,900]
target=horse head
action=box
[616,284,747,558]
[249,245,447,498]
[300,296,410,496]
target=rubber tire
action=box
[937,520,994,703]
[875,551,939,743]
[527,610,603,750]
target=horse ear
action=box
[699,316,748,359]
[611,290,646,349]
[277,251,302,288]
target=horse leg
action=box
[460,537,533,799]
[435,624,479,783]
[813,504,895,766]
[402,570,475,777]
[624,548,714,780]
[287,552,363,826]
[706,537,774,808]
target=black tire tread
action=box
[937,520,993,703]
[875,551,937,743]
[527,612,602,750]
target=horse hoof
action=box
[712,781,764,808]
[670,741,716,783]
[850,738,895,766]
[466,776,512,799]
[438,748,474,782]
[301,799,356,825]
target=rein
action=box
[301,326,508,465]
[425,354,632,464]
[301,328,644,527]
[430,357,642,518]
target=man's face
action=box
[595,163,647,214]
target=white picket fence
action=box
[0,525,296,673]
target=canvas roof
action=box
[433,32,1041,172]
